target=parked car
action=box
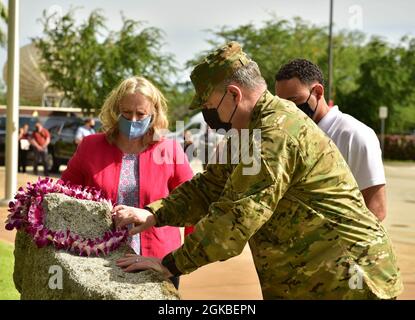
[0,114,100,173]
[49,117,102,173]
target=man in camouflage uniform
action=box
[114,42,403,299]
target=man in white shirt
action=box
[75,118,96,145]
[275,59,386,221]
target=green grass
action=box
[0,240,20,300]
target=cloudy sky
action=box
[1,0,414,81]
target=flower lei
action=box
[5,178,128,257]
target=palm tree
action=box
[0,1,8,47]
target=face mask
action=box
[118,114,152,140]
[202,91,238,132]
[296,87,319,119]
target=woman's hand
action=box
[116,254,173,278]
[112,205,156,235]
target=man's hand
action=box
[116,254,173,278]
[112,205,156,235]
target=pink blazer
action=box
[61,133,194,259]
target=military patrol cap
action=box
[189,41,251,110]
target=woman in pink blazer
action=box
[61,76,194,289]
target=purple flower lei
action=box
[5,177,128,257]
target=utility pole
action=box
[379,106,388,159]
[1,0,19,205]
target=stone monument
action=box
[13,193,180,300]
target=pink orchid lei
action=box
[5,177,128,257]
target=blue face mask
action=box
[118,115,152,140]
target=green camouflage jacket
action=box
[147,90,403,299]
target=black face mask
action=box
[296,88,319,119]
[202,91,238,132]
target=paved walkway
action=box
[1,162,414,299]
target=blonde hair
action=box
[99,76,169,143]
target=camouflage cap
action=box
[189,41,251,110]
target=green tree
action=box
[165,80,197,130]
[189,16,366,102]
[34,8,177,115]
[342,36,415,133]
[188,15,415,134]
[0,1,8,101]
[0,0,7,47]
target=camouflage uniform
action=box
[146,42,403,299]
